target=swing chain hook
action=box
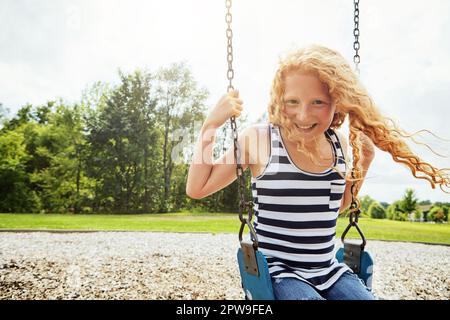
[341,171,367,250]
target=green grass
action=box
[0,212,449,245]
[335,217,450,245]
[0,212,238,234]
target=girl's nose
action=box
[295,106,311,122]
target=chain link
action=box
[225,0,234,92]
[225,0,257,247]
[353,0,361,75]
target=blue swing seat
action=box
[237,248,274,300]
[237,245,373,300]
[336,246,374,290]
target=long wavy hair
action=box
[268,44,449,196]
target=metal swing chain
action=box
[353,0,361,75]
[341,0,367,249]
[350,0,362,223]
[225,0,258,247]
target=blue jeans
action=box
[272,271,375,300]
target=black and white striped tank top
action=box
[251,123,351,291]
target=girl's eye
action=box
[312,100,324,105]
[285,99,300,106]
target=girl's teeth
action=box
[298,124,316,129]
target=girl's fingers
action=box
[232,104,242,116]
[228,98,242,107]
[228,89,239,98]
[230,99,243,110]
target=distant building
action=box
[409,204,433,222]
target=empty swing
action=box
[223,0,375,300]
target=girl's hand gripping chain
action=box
[204,90,243,129]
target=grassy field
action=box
[0,212,449,245]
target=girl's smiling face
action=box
[282,71,336,140]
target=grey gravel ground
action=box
[0,232,449,300]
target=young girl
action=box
[186,45,449,300]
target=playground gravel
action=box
[0,231,449,300]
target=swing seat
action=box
[336,246,374,291]
[237,248,275,300]
[238,245,374,300]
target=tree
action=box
[2,104,35,132]
[0,127,40,212]
[359,195,376,217]
[25,102,92,213]
[428,206,446,223]
[368,201,386,219]
[153,62,208,212]
[433,202,449,222]
[33,101,55,125]
[86,70,162,213]
[399,188,418,217]
[387,200,408,221]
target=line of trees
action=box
[351,189,449,223]
[0,63,250,214]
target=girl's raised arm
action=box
[186,90,250,199]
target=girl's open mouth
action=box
[294,123,317,132]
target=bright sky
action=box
[1,0,449,203]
